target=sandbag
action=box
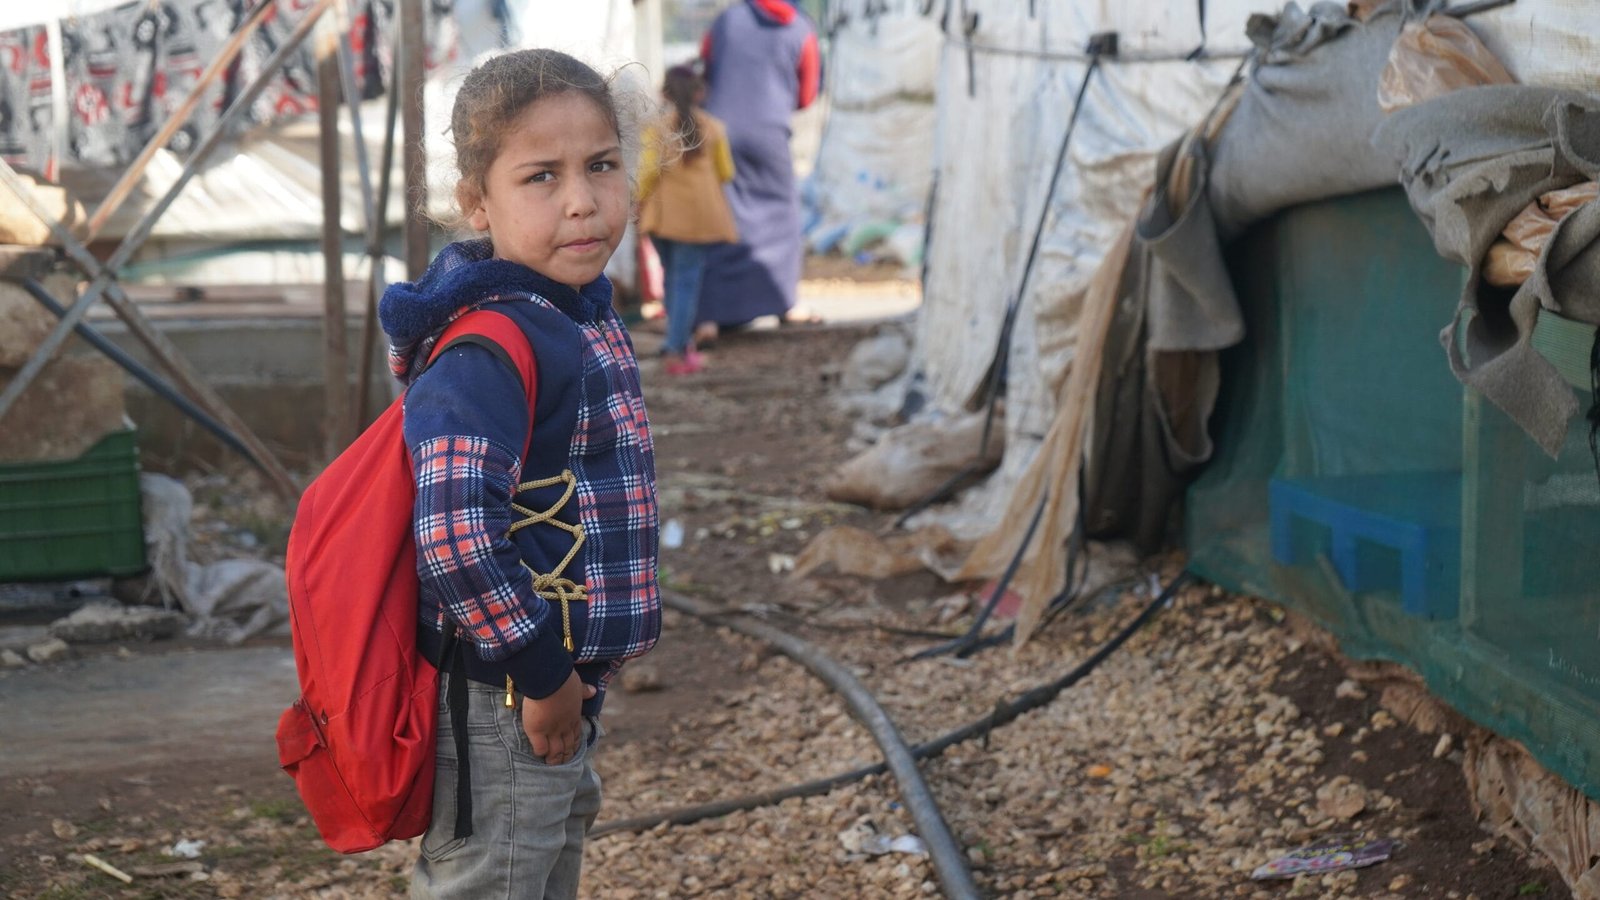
[0,173,88,247]
[1374,86,1600,456]
[1377,15,1514,114]
[824,410,1003,511]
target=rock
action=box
[26,638,71,664]
[51,819,78,840]
[1315,776,1367,821]
[1389,874,1414,891]
[1433,733,1454,759]
[620,665,663,694]
[49,602,184,644]
[1,648,27,668]
[1334,679,1367,700]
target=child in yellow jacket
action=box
[637,65,738,375]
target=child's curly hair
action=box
[448,49,644,224]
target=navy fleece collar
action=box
[380,238,613,347]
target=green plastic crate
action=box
[0,430,146,582]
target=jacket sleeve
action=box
[402,342,574,699]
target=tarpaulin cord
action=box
[1188,0,1207,60]
[904,495,1049,661]
[590,574,1191,846]
[892,48,1106,530]
[944,38,1248,64]
[1445,0,1518,17]
[648,591,983,900]
[904,466,1091,662]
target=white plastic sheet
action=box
[806,0,942,260]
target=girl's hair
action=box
[662,64,703,159]
[449,49,639,219]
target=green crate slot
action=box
[0,430,146,582]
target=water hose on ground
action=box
[594,573,1193,861]
[656,590,982,900]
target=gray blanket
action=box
[1373,86,1600,457]
[1138,2,1404,353]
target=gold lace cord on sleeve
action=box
[504,469,588,708]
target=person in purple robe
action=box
[694,0,822,343]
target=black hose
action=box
[659,591,982,900]
[593,573,1190,844]
[21,277,266,472]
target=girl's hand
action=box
[520,671,597,764]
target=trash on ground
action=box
[167,839,206,860]
[1250,834,1399,880]
[81,853,133,883]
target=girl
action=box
[377,49,660,899]
[637,64,739,375]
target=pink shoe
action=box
[664,352,704,376]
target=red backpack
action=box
[275,308,536,854]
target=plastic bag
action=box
[1377,16,1514,114]
[1483,182,1599,288]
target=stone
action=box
[49,602,185,644]
[1315,776,1367,821]
[26,638,71,664]
[1,648,26,668]
[620,664,663,694]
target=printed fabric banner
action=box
[0,0,456,172]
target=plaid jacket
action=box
[381,240,660,713]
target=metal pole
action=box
[0,0,335,495]
[400,0,429,281]
[333,0,376,235]
[0,158,301,499]
[84,0,276,242]
[0,0,337,433]
[355,26,403,430]
[20,278,263,469]
[319,32,351,458]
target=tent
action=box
[813,1,1600,891]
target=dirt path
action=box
[1,322,1573,899]
[1,647,297,778]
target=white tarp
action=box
[897,0,1600,538]
[805,0,942,262]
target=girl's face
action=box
[467,91,629,288]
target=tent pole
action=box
[84,0,277,243]
[356,25,404,431]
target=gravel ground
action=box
[0,322,1569,899]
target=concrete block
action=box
[0,354,125,463]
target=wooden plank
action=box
[319,33,350,458]
[400,0,429,281]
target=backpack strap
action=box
[428,308,540,459]
[420,306,540,844]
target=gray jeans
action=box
[411,677,602,900]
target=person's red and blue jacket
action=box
[380,238,660,716]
